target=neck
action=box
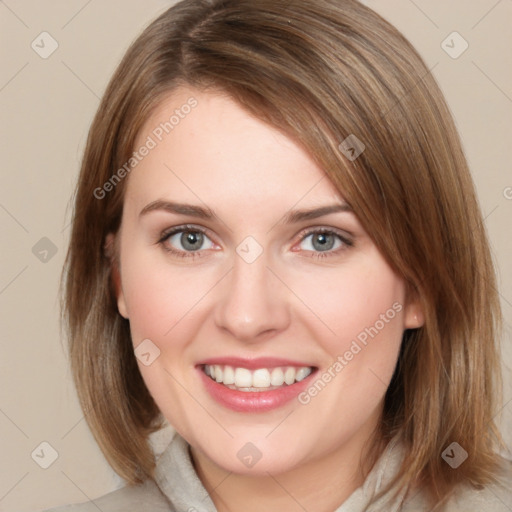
[190,420,384,512]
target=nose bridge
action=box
[214,249,290,341]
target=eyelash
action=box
[157,225,211,260]
[157,224,354,260]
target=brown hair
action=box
[62,0,506,507]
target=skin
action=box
[112,87,424,512]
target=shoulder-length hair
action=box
[62,0,506,507]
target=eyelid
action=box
[286,226,354,263]
[294,226,354,246]
[158,224,214,244]
[157,224,354,259]
[157,224,218,260]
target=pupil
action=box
[313,233,334,251]
[181,231,203,251]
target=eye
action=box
[159,225,215,256]
[297,229,353,257]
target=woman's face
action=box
[114,88,423,476]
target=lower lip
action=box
[197,367,316,413]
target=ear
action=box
[105,233,129,319]
[403,285,425,329]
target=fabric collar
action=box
[154,432,408,512]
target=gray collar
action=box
[154,433,408,512]
[155,433,218,512]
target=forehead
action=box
[126,88,344,214]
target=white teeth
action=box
[203,364,313,390]
[284,367,295,385]
[234,367,252,388]
[252,369,271,388]
[270,367,285,386]
[223,365,235,385]
[295,367,312,382]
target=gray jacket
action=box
[44,433,512,511]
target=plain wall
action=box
[0,1,511,510]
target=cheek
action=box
[292,257,405,351]
[292,256,405,411]
[119,247,212,349]
[292,256,405,425]
[118,249,217,425]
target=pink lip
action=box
[197,363,317,413]
[197,356,314,370]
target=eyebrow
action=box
[282,202,352,223]
[139,200,352,223]
[139,200,215,219]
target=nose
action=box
[214,251,291,343]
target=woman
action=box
[49,0,511,510]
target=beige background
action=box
[1,1,511,511]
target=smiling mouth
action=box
[202,364,315,392]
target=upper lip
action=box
[197,357,316,370]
